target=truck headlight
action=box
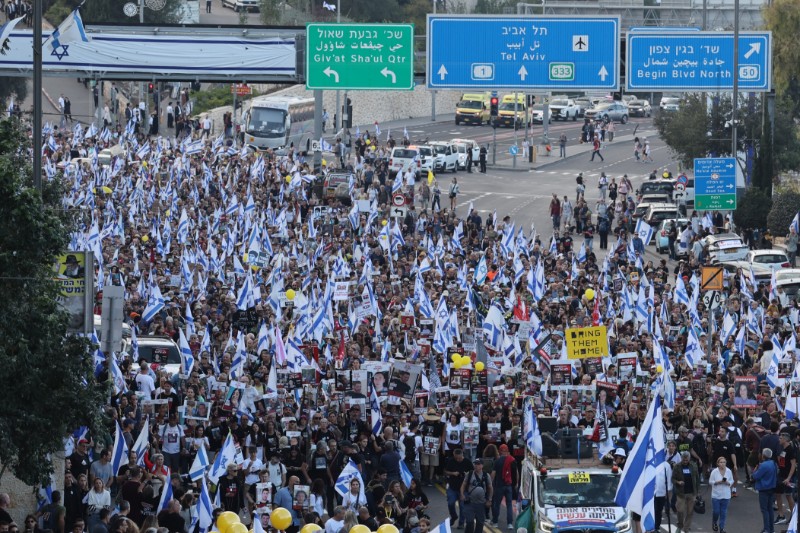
[615,517,632,532]
[537,512,555,533]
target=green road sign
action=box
[306,23,414,90]
[695,193,737,210]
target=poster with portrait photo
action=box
[363,361,391,397]
[565,386,593,410]
[142,399,168,416]
[617,355,637,382]
[449,369,472,393]
[255,482,272,509]
[335,370,351,392]
[734,376,758,408]
[463,422,480,446]
[277,369,302,394]
[434,387,451,409]
[343,398,366,421]
[293,485,310,511]
[387,361,421,401]
[583,357,603,377]
[595,381,617,414]
[579,387,596,414]
[550,364,573,389]
[487,422,501,442]
[414,392,428,414]
[346,370,369,400]
[184,400,211,421]
[301,366,317,386]
[224,382,246,413]
[470,369,488,405]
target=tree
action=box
[259,0,282,24]
[0,119,107,486]
[762,0,800,116]
[0,77,28,109]
[56,0,185,25]
[653,93,715,168]
[767,189,800,236]
[733,187,772,230]
[341,0,402,22]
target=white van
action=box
[389,146,421,177]
[428,141,459,173]
[451,138,480,169]
[703,233,749,263]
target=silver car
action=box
[627,99,652,117]
[584,102,629,123]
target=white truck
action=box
[428,141,459,173]
[519,459,632,533]
[549,99,580,121]
[452,138,480,169]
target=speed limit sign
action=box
[392,193,406,207]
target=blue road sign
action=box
[509,145,519,156]
[694,157,737,210]
[626,31,771,92]
[427,15,620,90]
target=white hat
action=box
[614,447,627,457]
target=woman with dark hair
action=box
[402,478,429,516]
[309,479,327,518]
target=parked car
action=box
[573,97,592,117]
[389,146,420,177]
[627,99,652,117]
[451,138,480,169]
[660,96,681,112]
[644,204,679,227]
[221,0,259,11]
[584,102,629,123]
[720,260,773,287]
[655,218,690,255]
[703,233,749,263]
[428,142,459,173]
[416,145,435,175]
[530,104,551,124]
[549,99,580,121]
[775,269,800,300]
[747,249,791,271]
[133,335,182,376]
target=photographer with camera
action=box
[460,458,492,533]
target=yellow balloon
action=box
[377,525,399,533]
[451,353,460,363]
[216,512,240,533]
[300,525,322,533]
[350,525,371,533]
[382,220,388,226]
[475,361,485,372]
[453,361,463,370]
[656,364,664,373]
[285,175,292,183]
[584,288,595,301]
[270,508,293,531]
[141,235,149,243]
[285,289,296,301]
[229,524,247,533]
[460,355,471,366]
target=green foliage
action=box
[48,0,185,25]
[473,0,519,13]
[653,94,714,168]
[763,0,800,116]
[0,119,108,486]
[259,0,282,24]
[0,77,28,109]
[192,85,262,115]
[773,96,800,172]
[767,189,800,236]
[341,0,402,22]
[734,187,772,230]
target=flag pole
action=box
[664,468,672,533]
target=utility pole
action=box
[139,0,147,120]
[431,0,437,122]
[33,0,42,190]
[731,0,739,165]
[334,0,340,132]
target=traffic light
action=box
[490,96,499,117]
[147,83,154,94]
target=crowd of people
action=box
[4,93,800,533]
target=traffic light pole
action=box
[512,92,518,169]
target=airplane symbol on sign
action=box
[573,35,588,51]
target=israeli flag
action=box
[369,383,383,436]
[189,445,210,482]
[615,393,665,532]
[142,283,165,323]
[197,477,214,533]
[524,398,542,456]
[400,459,414,488]
[335,459,366,499]
[47,9,89,56]
[110,421,129,478]
[132,416,150,466]
[475,255,488,285]
[178,329,195,376]
[635,218,654,246]
[208,432,236,484]
[430,519,452,533]
[157,468,173,511]
[767,350,780,389]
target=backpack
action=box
[466,469,489,491]
[501,456,514,485]
[403,434,417,463]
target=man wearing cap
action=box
[460,458,492,533]
[490,444,517,529]
[672,451,699,533]
[69,439,92,479]
[773,431,796,525]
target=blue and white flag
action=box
[615,393,665,532]
[635,218,654,246]
[208,432,236,484]
[157,467,173,511]
[46,9,89,58]
[369,383,383,436]
[400,459,414,488]
[335,459,366,499]
[791,212,800,235]
[767,350,781,389]
[142,283,165,323]
[0,16,23,49]
[189,445,210,482]
[524,398,542,456]
[110,421,129,478]
[132,416,150,466]
[178,329,195,376]
[197,476,214,533]
[475,255,488,285]
[430,519,452,533]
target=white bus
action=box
[243,95,314,152]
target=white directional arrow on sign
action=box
[323,66,339,83]
[380,67,397,84]
[744,42,761,60]
[518,65,528,81]
[437,64,448,80]
[598,65,608,81]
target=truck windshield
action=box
[247,107,286,137]
[538,474,618,507]
[499,103,520,111]
[459,100,483,109]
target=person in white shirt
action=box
[653,460,673,533]
[243,446,264,486]
[160,413,183,473]
[135,360,156,399]
[266,452,287,488]
[324,506,345,533]
[708,457,734,533]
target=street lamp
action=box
[124,0,165,123]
